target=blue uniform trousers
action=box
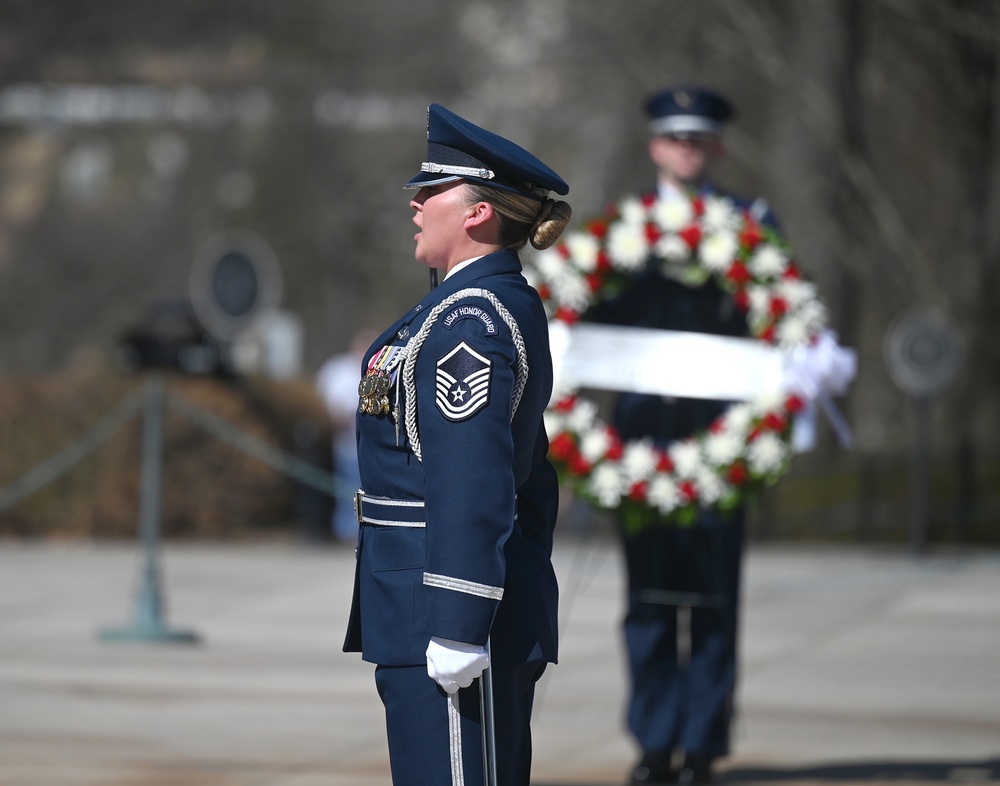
[375,661,547,786]
[621,509,744,758]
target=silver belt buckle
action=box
[353,489,364,523]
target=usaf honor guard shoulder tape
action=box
[401,287,528,463]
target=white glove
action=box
[425,636,489,694]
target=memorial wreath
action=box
[524,191,828,532]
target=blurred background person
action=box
[316,327,377,544]
[590,85,779,785]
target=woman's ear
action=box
[464,200,494,229]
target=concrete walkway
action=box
[1,537,998,785]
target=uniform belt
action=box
[353,490,426,528]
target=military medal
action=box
[358,344,405,416]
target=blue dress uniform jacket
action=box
[343,248,559,668]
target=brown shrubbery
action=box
[0,371,333,540]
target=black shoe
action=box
[676,754,713,784]
[630,751,675,784]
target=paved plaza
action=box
[1,536,998,785]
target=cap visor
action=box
[403,170,462,189]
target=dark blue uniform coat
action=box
[344,248,559,668]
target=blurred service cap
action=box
[645,85,734,138]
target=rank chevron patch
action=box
[435,341,492,421]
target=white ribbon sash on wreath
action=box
[548,322,857,453]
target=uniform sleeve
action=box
[413,299,518,646]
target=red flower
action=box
[585,273,604,292]
[769,297,788,318]
[678,225,702,249]
[692,196,705,216]
[641,193,657,208]
[628,481,649,502]
[680,480,698,503]
[748,425,763,442]
[606,435,624,461]
[762,412,787,432]
[556,243,570,259]
[783,262,801,279]
[739,220,763,250]
[645,222,662,244]
[727,461,748,486]
[536,284,551,300]
[595,250,613,273]
[553,396,577,413]
[784,394,805,414]
[725,261,751,286]
[550,433,577,462]
[569,453,592,476]
[588,220,609,239]
[733,289,750,312]
[760,324,776,344]
[656,451,674,473]
[555,306,579,324]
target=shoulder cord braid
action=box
[402,287,528,463]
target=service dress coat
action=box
[343,248,559,668]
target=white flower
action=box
[543,411,565,436]
[621,439,658,483]
[617,196,647,225]
[656,234,690,262]
[776,279,816,309]
[565,398,599,433]
[704,431,743,466]
[702,196,739,233]
[606,221,649,271]
[747,432,788,474]
[699,231,739,273]
[748,245,788,278]
[565,233,600,272]
[589,463,624,507]
[550,271,591,313]
[751,391,785,416]
[795,299,828,333]
[669,440,702,478]
[695,467,728,504]
[579,427,613,463]
[648,475,682,514]
[775,314,811,347]
[534,247,565,281]
[746,284,771,319]
[548,377,575,406]
[722,403,754,435]
[651,197,694,232]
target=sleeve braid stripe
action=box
[423,572,505,600]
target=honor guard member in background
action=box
[343,103,572,786]
[589,86,778,785]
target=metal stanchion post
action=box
[911,394,931,556]
[100,375,199,644]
